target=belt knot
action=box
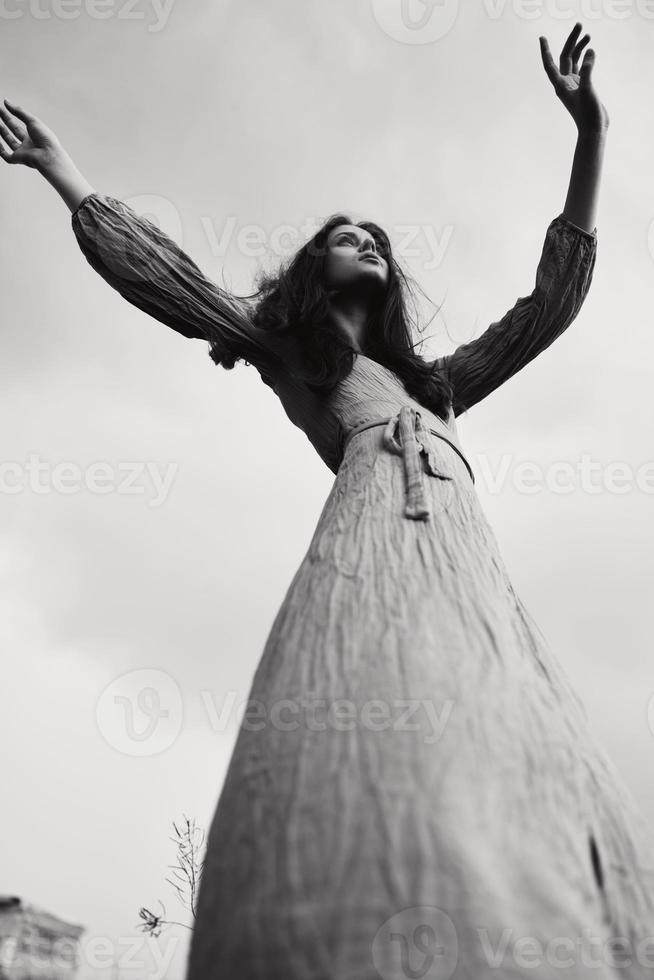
[382,406,453,521]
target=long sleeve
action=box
[71,192,282,385]
[437,214,597,417]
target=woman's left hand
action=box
[540,23,609,136]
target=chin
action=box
[357,267,387,284]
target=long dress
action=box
[72,195,654,980]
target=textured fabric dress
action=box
[72,195,654,980]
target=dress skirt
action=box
[187,421,654,980]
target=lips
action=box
[359,254,381,264]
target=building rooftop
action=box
[0,896,84,938]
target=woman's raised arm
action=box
[539,23,609,235]
[435,23,606,417]
[0,100,283,386]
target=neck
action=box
[327,296,370,353]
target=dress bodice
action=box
[272,353,460,476]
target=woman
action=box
[3,23,653,980]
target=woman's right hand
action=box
[0,99,65,172]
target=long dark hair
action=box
[212,213,454,422]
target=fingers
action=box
[0,134,16,163]
[571,33,591,73]
[3,98,35,126]
[579,47,595,88]
[0,103,27,140]
[559,22,583,74]
[0,119,20,150]
[539,36,561,88]
[0,99,27,163]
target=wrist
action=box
[38,146,75,179]
[38,148,95,213]
[575,122,609,143]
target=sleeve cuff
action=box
[554,212,597,241]
[71,192,100,221]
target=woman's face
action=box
[323,224,390,295]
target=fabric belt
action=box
[342,405,475,522]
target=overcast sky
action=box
[2,1,654,978]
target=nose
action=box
[358,238,376,255]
